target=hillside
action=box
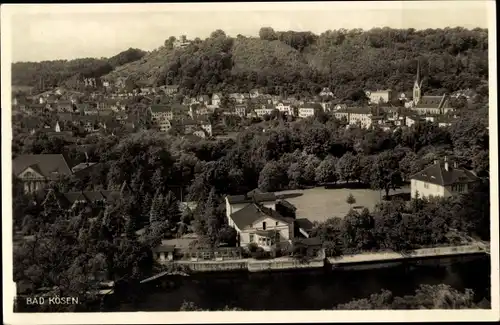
[11,48,147,90]
[12,27,489,100]
[103,28,488,99]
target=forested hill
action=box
[11,48,146,90]
[12,27,488,99]
[99,27,490,99]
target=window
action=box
[249,233,254,243]
[424,183,429,189]
[452,184,465,193]
[262,222,266,230]
[276,221,279,226]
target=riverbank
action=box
[327,243,488,267]
[150,243,488,277]
[125,255,490,312]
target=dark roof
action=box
[152,245,176,253]
[229,203,293,230]
[295,218,314,231]
[299,103,323,110]
[150,104,171,113]
[101,190,122,202]
[13,154,73,179]
[45,190,120,206]
[57,113,76,121]
[63,192,87,204]
[410,161,479,186]
[277,199,297,211]
[415,95,450,109]
[297,237,322,246]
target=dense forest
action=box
[12,27,488,100]
[110,27,490,99]
[11,48,146,91]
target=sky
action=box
[3,1,492,62]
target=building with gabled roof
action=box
[12,154,95,194]
[225,189,319,250]
[410,157,480,199]
[412,60,454,115]
[13,154,72,194]
[228,202,295,251]
[298,102,323,118]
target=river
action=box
[116,254,490,311]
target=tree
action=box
[258,160,288,192]
[335,284,480,310]
[210,29,227,39]
[346,193,356,208]
[149,191,164,225]
[315,155,338,184]
[336,152,362,183]
[259,27,278,41]
[164,190,181,231]
[370,151,403,199]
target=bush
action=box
[247,242,259,253]
[251,247,271,260]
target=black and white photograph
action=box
[1,1,498,323]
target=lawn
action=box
[276,186,411,223]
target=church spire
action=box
[413,59,422,106]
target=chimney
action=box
[444,156,449,171]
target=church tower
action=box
[413,60,423,105]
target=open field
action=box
[276,186,411,223]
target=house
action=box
[229,93,249,104]
[224,189,319,251]
[249,89,261,99]
[12,154,77,194]
[319,87,334,98]
[165,85,179,95]
[366,89,396,105]
[173,35,192,48]
[411,61,454,115]
[228,202,295,251]
[334,107,379,129]
[178,116,213,138]
[40,188,122,211]
[196,95,211,105]
[150,104,174,121]
[405,114,423,127]
[77,103,97,115]
[211,93,223,107]
[254,104,275,117]
[410,157,479,199]
[234,104,247,117]
[189,103,209,118]
[56,100,74,112]
[150,235,198,263]
[275,102,296,116]
[298,103,323,118]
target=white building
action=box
[366,89,396,105]
[410,158,479,199]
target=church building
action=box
[411,61,454,115]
